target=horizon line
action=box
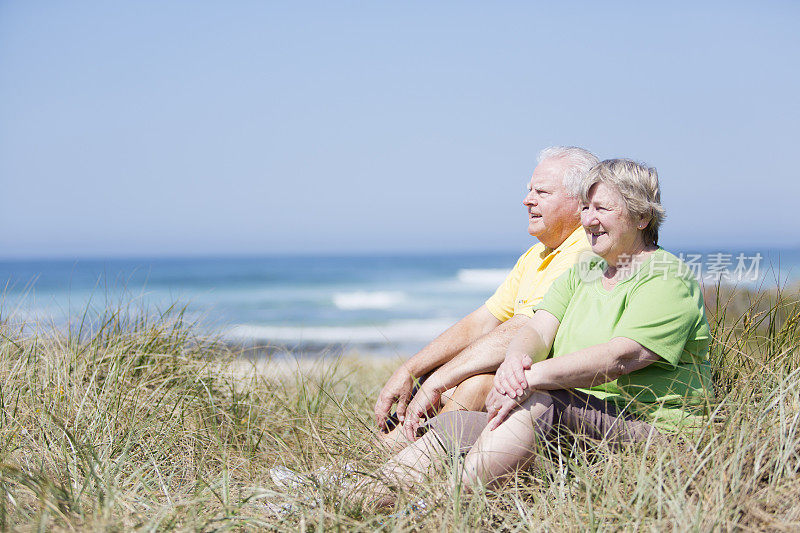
[2,244,799,263]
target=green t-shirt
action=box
[535,248,711,432]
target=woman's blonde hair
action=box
[579,159,666,245]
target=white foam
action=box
[456,268,509,287]
[225,318,455,344]
[332,291,406,310]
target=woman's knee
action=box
[459,391,557,487]
[520,390,557,438]
[520,390,555,413]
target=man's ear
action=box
[571,198,583,217]
[637,215,652,230]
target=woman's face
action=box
[580,182,648,266]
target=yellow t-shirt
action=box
[485,226,591,321]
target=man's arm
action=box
[401,313,531,439]
[373,305,501,432]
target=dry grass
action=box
[1,287,799,531]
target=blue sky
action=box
[1,2,798,258]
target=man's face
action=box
[523,159,581,248]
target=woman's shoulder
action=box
[632,248,704,294]
[555,251,606,288]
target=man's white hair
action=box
[537,146,599,197]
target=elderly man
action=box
[374,146,599,443]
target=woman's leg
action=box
[461,391,557,487]
[461,389,665,487]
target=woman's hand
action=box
[486,387,531,430]
[494,351,533,398]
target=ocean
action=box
[0,253,517,355]
[2,248,798,356]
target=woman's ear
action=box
[637,215,651,230]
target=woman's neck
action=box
[603,244,658,285]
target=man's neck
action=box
[537,225,580,250]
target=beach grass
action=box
[1,287,800,531]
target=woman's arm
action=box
[487,337,661,428]
[521,337,661,392]
[493,310,560,397]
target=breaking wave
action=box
[225,318,455,344]
[456,268,509,287]
[332,291,406,310]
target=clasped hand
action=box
[486,351,534,430]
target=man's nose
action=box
[524,192,536,206]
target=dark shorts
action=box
[425,388,665,454]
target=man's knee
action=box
[441,373,495,412]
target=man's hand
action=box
[374,365,415,432]
[486,387,532,430]
[402,375,447,441]
[494,351,533,398]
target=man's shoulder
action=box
[559,227,592,254]
[514,243,547,266]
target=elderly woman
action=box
[365,158,711,500]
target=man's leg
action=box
[377,373,494,452]
[440,373,495,413]
[375,370,438,451]
[354,430,447,510]
[376,424,417,453]
[366,410,495,508]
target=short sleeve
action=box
[485,249,529,322]
[533,267,580,322]
[513,247,589,318]
[614,276,708,366]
